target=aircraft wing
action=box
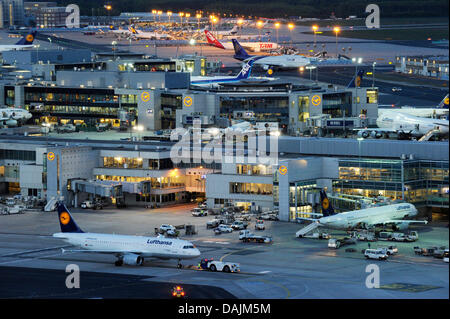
[353,128,397,133]
[382,220,428,225]
[61,248,144,255]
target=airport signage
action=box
[47,152,55,161]
[279,165,288,175]
[141,91,151,102]
[311,95,321,106]
[184,96,193,107]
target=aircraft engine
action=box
[357,130,369,138]
[123,253,144,266]
[5,119,18,127]
[370,131,382,139]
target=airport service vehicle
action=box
[392,87,402,92]
[239,230,272,243]
[217,224,233,233]
[199,258,240,273]
[0,30,36,52]
[255,220,265,230]
[364,249,388,260]
[191,208,207,217]
[0,107,32,127]
[206,219,222,229]
[298,190,426,231]
[5,198,15,206]
[80,201,94,209]
[379,245,398,255]
[171,286,185,298]
[204,30,278,52]
[159,224,176,233]
[231,221,248,230]
[328,237,357,249]
[56,124,77,133]
[443,249,449,263]
[53,203,200,267]
[302,232,331,239]
[354,231,377,242]
[390,232,417,242]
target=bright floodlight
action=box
[189,38,196,45]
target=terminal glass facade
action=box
[289,180,317,221]
[220,96,289,124]
[334,159,449,208]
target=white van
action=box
[364,249,388,260]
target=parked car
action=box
[191,208,207,217]
[379,245,398,255]
[217,224,233,233]
[231,221,248,230]
[255,219,265,230]
[364,249,388,260]
[159,224,176,233]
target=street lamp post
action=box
[196,14,202,32]
[111,41,117,60]
[167,11,172,24]
[312,25,318,52]
[288,23,294,47]
[352,57,363,114]
[372,62,376,88]
[257,20,263,41]
[333,26,340,58]
[274,22,280,44]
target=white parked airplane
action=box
[191,59,275,87]
[379,94,449,118]
[232,39,310,71]
[0,108,32,127]
[128,25,174,40]
[0,30,37,52]
[52,203,201,267]
[205,30,278,52]
[299,190,426,231]
[356,109,449,139]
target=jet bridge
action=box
[70,179,124,207]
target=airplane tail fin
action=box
[320,190,336,217]
[438,94,449,109]
[236,59,254,80]
[128,25,138,34]
[347,70,364,88]
[232,39,251,61]
[15,30,36,45]
[204,30,225,49]
[57,202,84,233]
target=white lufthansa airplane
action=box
[53,203,201,267]
[379,94,449,118]
[0,30,37,52]
[128,25,174,40]
[205,30,278,52]
[356,110,449,139]
[300,190,426,231]
[0,108,32,127]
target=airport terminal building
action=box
[1,135,447,221]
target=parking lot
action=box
[0,203,448,298]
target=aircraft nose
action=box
[193,248,201,257]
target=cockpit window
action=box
[183,245,195,249]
